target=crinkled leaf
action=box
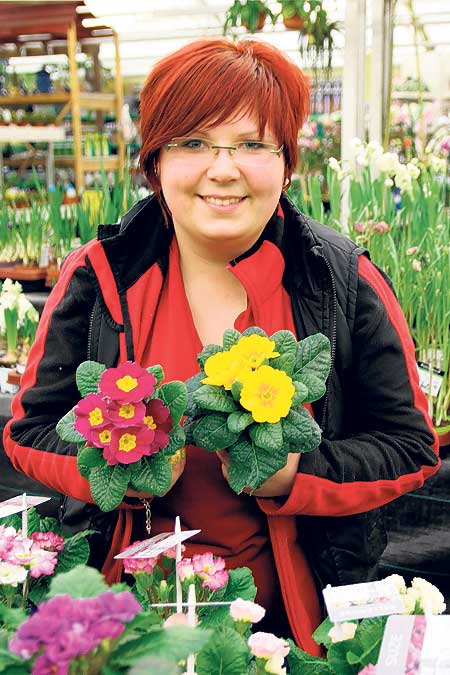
[294,333,331,382]
[48,564,108,598]
[162,426,186,458]
[327,640,359,675]
[75,360,106,397]
[40,516,62,535]
[185,372,204,417]
[110,626,212,668]
[296,372,327,403]
[130,455,172,496]
[249,421,284,451]
[197,343,222,370]
[242,326,267,338]
[200,567,256,627]
[287,639,333,675]
[270,329,298,375]
[227,411,253,434]
[146,364,164,386]
[24,507,40,536]
[77,445,104,478]
[0,605,27,631]
[282,407,322,452]
[292,381,309,405]
[355,617,387,666]
[227,437,288,493]
[312,616,335,649]
[222,328,242,350]
[196,625,250,675]
[89,464,130,512]
[28,580,51,607]
[56,409,85,443]
[159,381,188,426]
[55,536,90,573]
[192,413,239,451]
[230,380,243,402]
[193,385,238,413]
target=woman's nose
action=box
[206,147,241,180]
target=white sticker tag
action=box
[39,244,49,268]
[417,362,444,398]
[323,579,404,622]
[114,529,200,560]
[0,495,51,518]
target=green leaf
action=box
[130,455,172,496]
[185,373,204,417]
[281,407,322,452]
[227,411,253,434]
[249,421,284,451]
[200,567,256,627]
[327,641,360,675]
[197,343,223,370]
[56,409,85,443]
[230,381,243,402]
[162,426,186,458]
[48,564,108,598]
[25,507,40,536]
[270,330,298,375]
[110,626,212,668]
[193,385,238,413]
[89,464,130,511]
[146,364,164,386]
[0,605,27,631]
[128,657,180,675]
[295,373,327,403]
[242,326,267,338]
[75,360,106,396]
[192,413,239,451]
[77,445,104,478]
[355,617,387,667]
[55,537,91,573]
[159,381,188,426]
[312,616,335,649]
[0,648,28,673]
[222,328,241,350]
[227,437,288,493]
[292,381,309,406]
[196,625,250,675]
[287,639,333,675]
[294,333,331,382]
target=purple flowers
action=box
[9,591,141,674]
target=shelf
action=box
[0,93,70,106]
[392,91,435,102]
[0,265,47,281]
[55,155,120,170]
[79,93,116,111]
[0,125,65,143]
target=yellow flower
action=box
[230,334,279,369]
[240,365,295,423]
[202,350,251,390]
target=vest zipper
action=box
[86,305,95,361]
[319,253,338,431]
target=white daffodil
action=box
[406,162,420,180]
[377,152,401,175]
[412,577,446,614]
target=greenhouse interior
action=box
[0,0,449,672]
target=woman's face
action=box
[158,113,285,261]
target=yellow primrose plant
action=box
[185,327,331,494]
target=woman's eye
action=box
[241,141,265,151]
[181,139,207,150]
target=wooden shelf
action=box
[0,125,65,143]
[55,155,120,170]
[0,265,47,281]
[0,93,70,106]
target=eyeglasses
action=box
[165,137,284,167]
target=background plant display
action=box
[185,327,330,494]
[56,361,188,512]
[0,278,39,366]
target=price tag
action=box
[114,529,200,560]
[323,579,404,622]
[0,495,51,518]
[39,244,49,268]
[417,362,444,398]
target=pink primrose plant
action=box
[99,361,156,403]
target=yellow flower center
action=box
[230,335,280,370]
[119,403,135,419]
[88,407,104,426]
[118,433,137,452]
[99,429,111,444]
[116,375,138,393]
[144,415,157,430]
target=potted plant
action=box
[279,0,313,30]
[223,0,275,34]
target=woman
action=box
[3,39,439,655]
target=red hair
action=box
[139,38,310,197]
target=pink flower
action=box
[354,222,367,233]
[164,612,191,627]
[177,558,195,582]
[0,525,17,558]
[192,552,229,590]
[103,425,156,465]
[374,220,390,234]
[248,632,290,659]
[74,393,110,442]
[90,425,114,448]
[107,400,146,427]
[230,599,266,624]
[30,532,65,552]
[123,556,159,575]
[144,398,173,454]
[164,543,186,559]
[358,666,377,675]
[99,362,156,403]
[7,538,58,577]
[412,259,422,272]
[406,246,418,256]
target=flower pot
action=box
[436,424,450,449]
[283,13,305,30]
[0,349,18,367]
[243,11,267,31]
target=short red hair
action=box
[139,38,310,197]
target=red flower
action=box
[103,425,155,465]
[107,400,146,427]
[144,398,173,453]
[99,362,156,403]
[74,393,110,443]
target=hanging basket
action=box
[243,11,267,31]
[282,13,305,31]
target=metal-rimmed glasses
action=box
[165,137,284,167]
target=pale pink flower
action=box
[406,247,418,256]
[0,525,17,559]
[164,543,186,559]
[123,556,158,575]
[192,552,229,591]
[354,222,366,233]
[164,612,193,627]
[176,558,195,582]
[412,259,422,272]
[6,538,58,577]
[202,569,229,591]
[30,532,65,552]
[248,632,290,659]
[358,666,377,675]
[374,221,390,234]
[230,599,266,624]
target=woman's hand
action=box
[216,449,300,497]
[125,448,187,499]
